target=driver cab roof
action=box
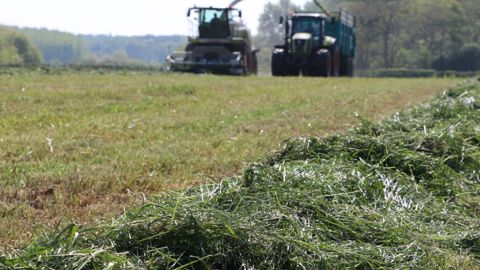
[189,6,239,11]
[292,13,328,19]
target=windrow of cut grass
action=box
[0,74,457,248]
[2,79,479,269]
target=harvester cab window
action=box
[292,18,322,37]
[199,9,231,39]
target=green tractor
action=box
[272,3,356,77]
[167,5,258,76]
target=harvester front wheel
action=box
[251,52,258,75]
[272,50,287,76]
[315,49,331,77]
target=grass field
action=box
[0,72,461,249]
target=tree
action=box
[432,43,480,71]
[407,0,466,65]
[0,26,42,66]
[303,0,340,11]
[255,0,300,72]
[15,27,86,64]
[344,0,411,69]
[256,0,299,49]
[11,34,42,65]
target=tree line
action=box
[0,26,42,66]
[255,0,480,71]
[1,26,186,67]
[81,35,185,66]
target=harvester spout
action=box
[229,0,244,8]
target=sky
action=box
[0,0,308,36]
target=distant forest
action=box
[6,26,186,66]
[1,0,480,71]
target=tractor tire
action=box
[242,53,249,76]
[340,57,354,77]
[287,66,300,76]
[331,46,341,77]
[302,68,317,77]
[272,50,287,76]
[314,49,331,77]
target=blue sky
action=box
[0,0,307,36]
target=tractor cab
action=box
[187,7,244,39]
[288,14,331,57]
[292,15,325,38]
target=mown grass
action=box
[0,72,460,250]
[2,77,479,269]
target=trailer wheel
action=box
[340,56,354,77]
[272,50,287,76]
[315,49,331,77]
[346,57,354,77]
[331,46,341,77]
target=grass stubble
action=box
[0,73,478,269]
[0,72,459,250]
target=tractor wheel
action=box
[242,64,248,76]
[272,50,287,76]
[314,49,331,77]
[331,46,341,77]
[340,57,354,77]
[287,66,300,76]
[242,53,249,76]
[302,69,316,77]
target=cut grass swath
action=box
[1,80,480,269]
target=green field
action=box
[0,73,461,249]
